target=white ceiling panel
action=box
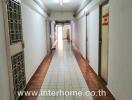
[41,0,85,12]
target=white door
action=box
[101,3,109,83]
[2,0,26,100]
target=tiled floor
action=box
[72,44,115,100]
[37,41,93,100]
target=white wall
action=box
[72,7,99,74]
[71,20,80,47]
[21,1,48,82]
[45,19,51,52]
[50,11,74,21]
[76,16,86,58]
[71,21,77,45]
[87,7,99,74]
[0,1,10,100]
[108,0,132,99]
[72,0,132,99]
[51,21,57,47]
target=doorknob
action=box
[99,39,102,45]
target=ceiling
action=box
[41,0,85,12]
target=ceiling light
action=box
[59,0,63,6]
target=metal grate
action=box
[7,0,23,44]
[11,51,26,100]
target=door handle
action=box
[99,40,102,45]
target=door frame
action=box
[85,13,89,61]
[86,14,88,60]
[2,1,14,99]
[2,0,26,99]
[98,0,109,85]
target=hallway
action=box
[37,40,93,100]
[0,0,132,100]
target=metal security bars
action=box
[5,0,26,100]
[7,0,23,44]
[11,51,26,100]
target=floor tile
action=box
[37,41,93,100]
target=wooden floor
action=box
[72,44,115,100]
[19,52,53,100]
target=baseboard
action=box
[72,43,115,100]
[20,51,53,100]
[25,51,52,86]
[72,42,108,86]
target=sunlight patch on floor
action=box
[57,25,63,56]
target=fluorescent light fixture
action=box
[59,0,63,6]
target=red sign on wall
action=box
[102,13,109,26]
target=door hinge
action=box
[99,40,102,45]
